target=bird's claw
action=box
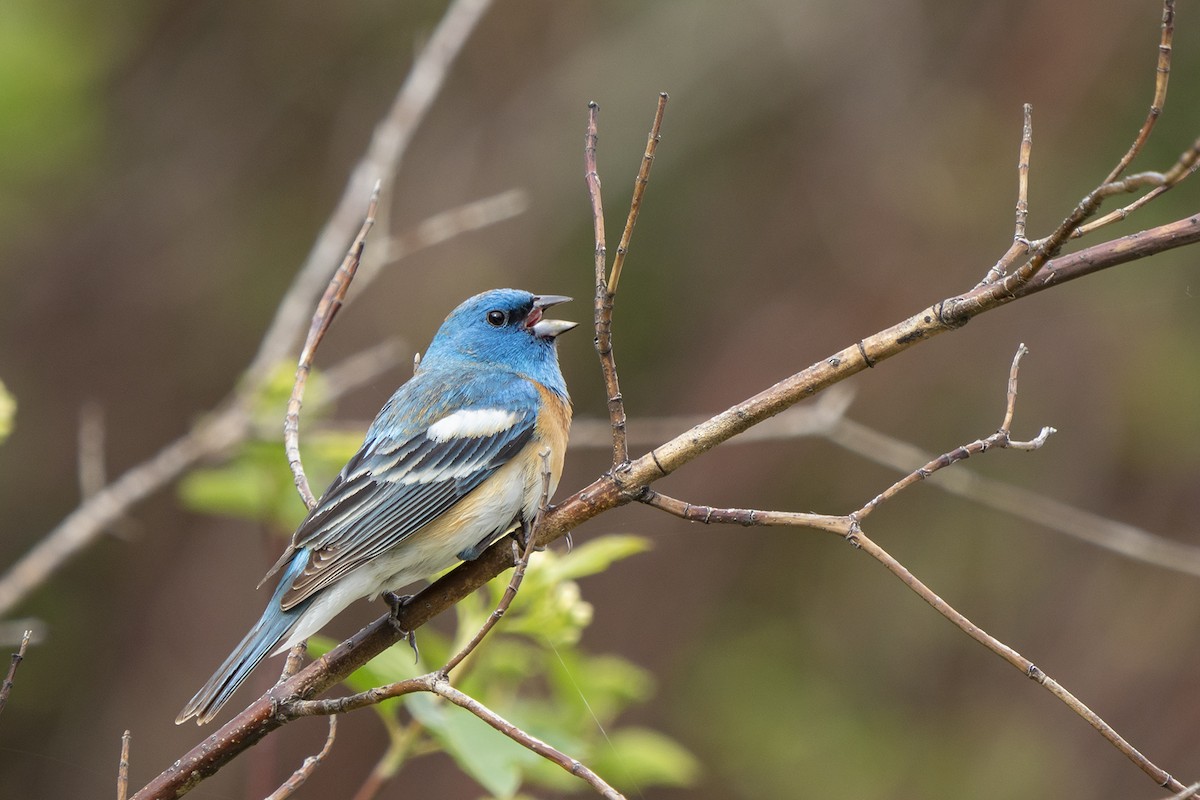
[383,592,420,663]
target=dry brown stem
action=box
[284,183,380,509]
[587,95,668,468]
[0,629,31,720]
[640,345,1189,793]
[117,730,131,800]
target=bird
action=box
[176,289,576,725]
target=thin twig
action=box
[285,183,380,510]
[608,93,667,295]
[639,489,849,535]
[1102,0,1175,185]
[824,416,1200,578]
[855,345,1054,520]
[974,1,1178,299]
[0,629,32,719]
[117,730,131,800]
[280,640,308,682]
[442,448,551,676]
[588,95,668,469]
[431,678,625,800]
[640,346,1186,793]
[1070,133,1200,240]
[584,102,629,469]
[264,716,338,800]
[847,524,1183,791]
[977,104,1033,288]
[1014,104,1032,244]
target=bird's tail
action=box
[175,554,312,725]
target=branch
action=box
[1102,0,1174,185]
[134,12,1198,792]
[641,345,1191,794]
[853,345,1054,521]
[132,165,1200,800]
[586,95,667,468]
[431,678,624,800]
[823,416,1200,578]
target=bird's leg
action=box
[382,591,419,662]
[511,518,547,553]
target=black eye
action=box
[486,309,507,327]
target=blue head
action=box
[420,289,576,397]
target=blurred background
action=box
[2,0,1199,797]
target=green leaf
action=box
[177,440,305,528]
[407,692,535,799]
[546,534,652,582]
[591,727,701,789]
[546,650,655,725]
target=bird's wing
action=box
[270,373,538,610]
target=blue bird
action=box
[177,289,575,725]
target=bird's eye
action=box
[486,309,507,327]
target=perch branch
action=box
[129,216,1200,800]
[134,20,1200,791]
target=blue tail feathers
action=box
[175,553,313,725]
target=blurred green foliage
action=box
[0,379,13,445]
[178,367,696,796]
[0,0,109,235]
[315,534,697,798]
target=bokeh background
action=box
[2,0,1199,797]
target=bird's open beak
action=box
[527,294,577,339]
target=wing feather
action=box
[274,375,538,610]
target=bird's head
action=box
[421,289,576,394]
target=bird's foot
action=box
[383,591,419,663]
